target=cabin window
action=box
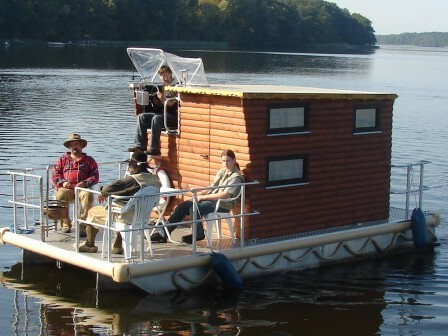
[353,106,380,133]
[266,154,309,188]
[268,105,309,135]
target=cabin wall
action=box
[160,93,394,240]
[243,98,393,239]
[160,94,251,183]
[158,93,252,235]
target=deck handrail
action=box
[7,171,45,240]
[74,180,259,261]
[390,160,431,219]
[7,161,130,236]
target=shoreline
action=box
[2,39,377,55]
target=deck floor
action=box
[12,207,411,264]
[25,225,235,263]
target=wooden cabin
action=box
[137,84,397,240]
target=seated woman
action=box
[150,149,243,244]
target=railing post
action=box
[192,190,198,255]
[419,161,425,209]
[39,177,45,241]
[11,174,18,232]
[240,183,245,247]
[23,172,29,229]
[74,188,79,250]
[106,196,113,262]
[44,165,53,233]
[405,165,411,219]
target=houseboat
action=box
[0,48,440,294]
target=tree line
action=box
[0,0,376,50]
[376,32,448,48]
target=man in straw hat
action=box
[52,134,99,234]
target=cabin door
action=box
[177,94,212,188]
[203,101,212,180]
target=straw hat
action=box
[63,134,87,148]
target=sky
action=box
[328,0,448,35]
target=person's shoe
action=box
[61,225,71,233]
[127,146,144,152]
[78,243,98,253]
[146,148,161,156]
[181,233,205,244]
[112,246,124,255]
[150,232,167,243]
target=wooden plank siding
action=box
[155,90,395,240]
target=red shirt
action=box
[52,153,99,189]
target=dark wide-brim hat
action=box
[125,150,148,165]
[63,134,88,148]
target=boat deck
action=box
[25,226,232,263]
[7,207,411,264]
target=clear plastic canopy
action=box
[127,48,209,86]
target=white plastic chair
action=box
[103,185,160,260]
[203,191,241,246]
[148,169,181,243]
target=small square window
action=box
[268,105,309,135]
[266,154,309,188]
[354,107,380,133]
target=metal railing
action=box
[8,162,259,261]
[390,160,431,219]
[8,170,46,240]
[7,161,129,240]
[74,180,259,262]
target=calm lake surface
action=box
[1,45,448,335]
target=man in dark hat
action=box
[79,150,161,253]
[52,134,99,234]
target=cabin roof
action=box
[168,84,398,100]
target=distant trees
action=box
[0,0,376,49]
[376,33,448,47]
[290,0,375,45]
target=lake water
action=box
[1,45,447,335]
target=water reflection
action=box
[0,250,439,335]
[182,50,372,75]
[0,45,373,77]
[0,46,132,70]
[2,262,245,335]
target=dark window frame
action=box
[265,154,309,188]
[267,104,310,135]
[353,104,381,133]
